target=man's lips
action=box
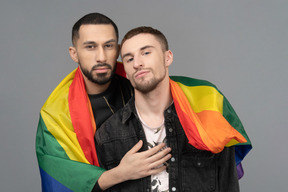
[134,70,149,78]
[93,67,109,73]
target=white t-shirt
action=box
[136,108,169,192]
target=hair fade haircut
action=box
[72,12,119,46]
[121,26,169,51]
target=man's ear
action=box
[69,46,79,63]
[165,50,173,67]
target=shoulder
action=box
[41,69,77,111]
[114,74,131,85]
[169,75,226,97]
[170,76,217,88]
[96,98,135,144]
[113,74,134,98]
[114,75,132,89]
[96,107,125,143]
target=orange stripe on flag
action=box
[197,110,247,152]
[170,80,210,151]
[170,79,247,153]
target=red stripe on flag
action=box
[170,79,210,151]
[68,67,99,166]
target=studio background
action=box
[1,0,287,191]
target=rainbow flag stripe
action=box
[36,63,126,192]
[170,76,252,178]
[36,65,251,191]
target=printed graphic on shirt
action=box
[135,106,169,192]
[144,124,169,191]
[148,137,169,192]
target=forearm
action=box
[97,166,126,191]
[95,145,127,191]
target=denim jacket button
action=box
[169,128,173,132]
[172,187,176,191]
[171,157,175,162]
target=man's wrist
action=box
[98,166,126,190]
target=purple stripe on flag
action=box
[237,163,244,179]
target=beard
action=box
[132,69,166,94]
[80,62,116,85]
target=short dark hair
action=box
[72,13,119,46]
[121,26,169,51]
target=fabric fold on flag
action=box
[169,76,252,179]
[36,63,126,192]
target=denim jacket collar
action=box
[121,96,137,124]
[121,96,177,124]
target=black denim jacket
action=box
[96,98,239,192]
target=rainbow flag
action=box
[170,76,252,179]
[36,63,126,192]
[36,64,251,191]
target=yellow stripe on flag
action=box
[41,69,90,164]
[175,82,224,114]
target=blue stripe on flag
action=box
[39,167,73,192]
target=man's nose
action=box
[96,48,107,63]
[133,55,143,68]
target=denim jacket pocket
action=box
[182,152,217,192]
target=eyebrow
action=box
[140,45,154,51]
[122,45,155,59]
[83,39,117,45]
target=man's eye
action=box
[105,44,113,48]
[126,57,134,63]
[86,45,95,49]
[143,51,150,55]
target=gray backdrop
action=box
[1,0,287,191]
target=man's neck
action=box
[135,77,172,127]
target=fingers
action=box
[148,164,168,175]
[141,143,168,158]
[144,145,171,170]
[149,147,171,161]
[120,142,171,179]
[148,152,171,170]
[126,140,143,155]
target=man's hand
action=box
[98,140,171,190]
[118,140,171,180]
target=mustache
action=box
[92,63,112,70]
[133,68,150,75]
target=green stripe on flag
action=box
[36,114,106,192]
